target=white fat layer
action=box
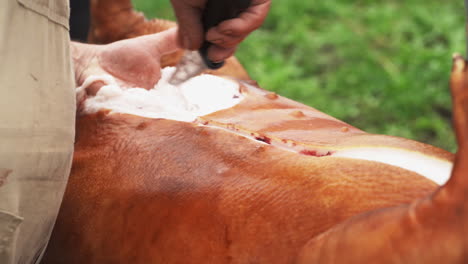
[333,147,453,185]
[80,67,243,122]
[79,69,453,184]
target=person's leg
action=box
[0,0,75,263]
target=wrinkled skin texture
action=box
[73,28,179,95]
[42,1,467,263]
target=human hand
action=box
[72,28,180,98]
[170,0,270,62]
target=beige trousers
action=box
[0,0,75,263]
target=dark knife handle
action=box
[199,0,252,69]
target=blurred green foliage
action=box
[132,0,466,152]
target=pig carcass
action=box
[42,1,468,263]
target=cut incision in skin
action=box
[77,69,453,186]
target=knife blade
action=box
[168,0,252,85]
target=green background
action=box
[132,0,466,152]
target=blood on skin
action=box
[300,149,334,157]
[255,135,272,144]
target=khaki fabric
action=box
[0,0,75,263]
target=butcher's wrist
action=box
[70,41,98,86]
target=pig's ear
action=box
[296,57,468,264]
[88,0,176,44]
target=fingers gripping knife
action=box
[168,0,252,85]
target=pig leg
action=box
[296,56,468,264]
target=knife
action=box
[168,0,252,85]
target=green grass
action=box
[132,0,466,152]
